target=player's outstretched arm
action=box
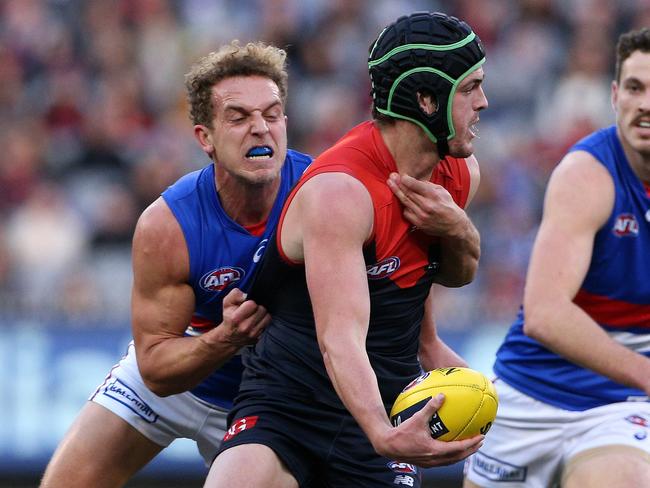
[132,198,269,396]
[523,150,650,395]
[387,155,480,287]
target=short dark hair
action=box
[615,27,650,82]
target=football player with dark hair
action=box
[206,11,488,488]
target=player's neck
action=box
[216,177,279,226]
[379,121,441,180]
[618,131,650,184]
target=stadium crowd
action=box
[0,0,648,330]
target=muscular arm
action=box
[289,173,481,467]
[132,198,269,396]
[523,151,650,395]
[418,287,468,371]
[387,154,481,287]
[298,174,383,437]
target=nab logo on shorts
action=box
[612,213,639,237]
[223,415,259,442]
[366,256,400,280]
[200,266,244,291]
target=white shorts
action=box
[464,380,650,488]
[90,342,228,466]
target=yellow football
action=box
[390,367,498,441]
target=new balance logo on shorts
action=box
[102,378,158,423]
[469,452,526,482]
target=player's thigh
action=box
[40,402,163,488]
[205,443,299,488]
[563,446,650,488]
[193,402,229,465]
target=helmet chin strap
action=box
[436,138,449,158]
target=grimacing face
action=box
[201,75,288,187]
[612,50,650,159]
[448,67,488,159]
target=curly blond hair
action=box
[185,41,288,128]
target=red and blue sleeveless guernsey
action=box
[161,149,311,409]
[243,121,472,409]
[494,126,650,411]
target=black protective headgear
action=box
[368,12,485,157]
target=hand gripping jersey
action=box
[244,121,472,409]
[161,149,311,409]
[494,126,650,411]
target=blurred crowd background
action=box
[1,0,649,330]
[1,0,649,485]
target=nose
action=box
[475,86,488,112]
[250,112,269,135]
[639,90,650,112]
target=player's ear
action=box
[194,125,215,158]
[417,90,438,116]
[611,80,619,111]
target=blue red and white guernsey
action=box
[494,125,650,411]
[243,120,472,410]
[161,149,311,409]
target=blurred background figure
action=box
[0,0,644,487]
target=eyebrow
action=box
[223,100,283,114]
[460,76,484,89]
[622,76,643,84]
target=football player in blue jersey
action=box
[464,27,650,488]
[40,41,312,488]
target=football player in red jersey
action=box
[207,11,487,488]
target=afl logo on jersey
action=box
[612,213,639,237]
[366,256,400,280]
[200,267,244,292]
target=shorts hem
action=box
[90,398,170,448]
[217,438,307,487]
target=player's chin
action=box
[241,167,282,186]
[629,136,650,155]
[448,141,474,159]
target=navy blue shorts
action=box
[217,392,423,487]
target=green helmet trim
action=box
[375,57,485,143]
[368,32,479,67]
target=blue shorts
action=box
[217,391,422,487]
